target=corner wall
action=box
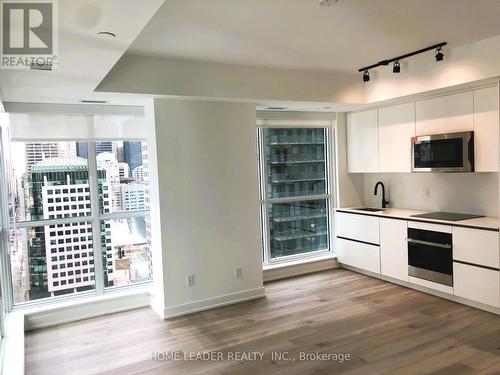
[153,99,264,318]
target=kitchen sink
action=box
[353,207,386,212]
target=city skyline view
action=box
[6,139,151,303]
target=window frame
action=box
[257,121,337,266]
[2,139,152,311]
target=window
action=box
[5,139,152,305]
[258,126,333,263]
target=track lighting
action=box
[358,42,446,82]
[363,70,370,82]
[435,47,444,61]
[393,60,400,73]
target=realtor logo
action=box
[1,0,58,69]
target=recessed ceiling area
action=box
[128,0,500,72]
[0,0,164,104]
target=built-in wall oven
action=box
[407,227,453,286]
[412,131,474,172]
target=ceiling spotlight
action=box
[435,46,444,61]
[363,70,370,82]
[393,60,401,73]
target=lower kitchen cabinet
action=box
[454,262,500,307]
[337,237,380,274]
[380,218,408,282]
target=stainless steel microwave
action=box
[412,131,474,172]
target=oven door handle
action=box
[406,238,451,249]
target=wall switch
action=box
[187,274,195,287]
[421,187,430,198]
[235,267,242,279]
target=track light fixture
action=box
[393,60,400,73]
[363,69,370,82]
[358,42,446,82]
[435,46,444,61]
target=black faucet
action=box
[374,181,389,208]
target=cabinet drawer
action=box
[454,262,500,307]
[453,227,499,268]
[336,212,380,244]
[337,237,380,274]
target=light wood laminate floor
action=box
[26,269,500,374]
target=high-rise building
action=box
[76,142,113,159]
[121,184,146,211]
[25,142,76,172]
[265,128,328,258]
[123,141,143,171]
[27,157,111,299]
[118,162,130,179]
[96,152,123,212]
[131,165,144,181]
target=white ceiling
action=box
[0,0,164,104]
[129,0,500,72]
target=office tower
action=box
[123,141,143,171]
[25,142,76,172]
[265,128,328,258]
[96,152,123,211]
[76,142,113,159]
[118,163,130,179]
[27,157,111,299]
[120,184,146,211]
[131,165,144,181]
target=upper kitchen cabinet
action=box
[378,102,415,173]
[474,86,499,172]
[416,91,473,136]
[347,109,379,173]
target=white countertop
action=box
[336,207,499,231]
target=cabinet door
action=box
[416,91,473,135]
[474,86,499,172]
[337,238,381,274]
[380,218,408,281]
[336,212,380,245]
[347,109,379,173]
[378,103,415,172]
[454,262,500,307]
[453,227,499,268]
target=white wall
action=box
[153,99,264,318]
[363,173,499,217]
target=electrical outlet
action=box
[421,187,430,198]
[235,267,242,279]
[187,274,195,287]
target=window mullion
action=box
[87,142,105,295]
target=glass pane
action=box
[101,216,152,288]
[6,141,89,223]
[264,128,326,198]
[94,141,149,213]
[269,199,329,258]
[10,222,95,303]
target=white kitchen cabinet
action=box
[416,91,473,136]
[337,237,381,274]
[474,86,499,172]
[454,262,500,307]
[336,212,380,245]
[378,103,415,172]
[347,109,379,173]
[380,218,408,281]
[453,227,499,268]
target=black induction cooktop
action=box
[410,212,485,221]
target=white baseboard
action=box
[264,256,338,282]
[162,287,266,319]
[22,288,151,331]
[342,265,500,315]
